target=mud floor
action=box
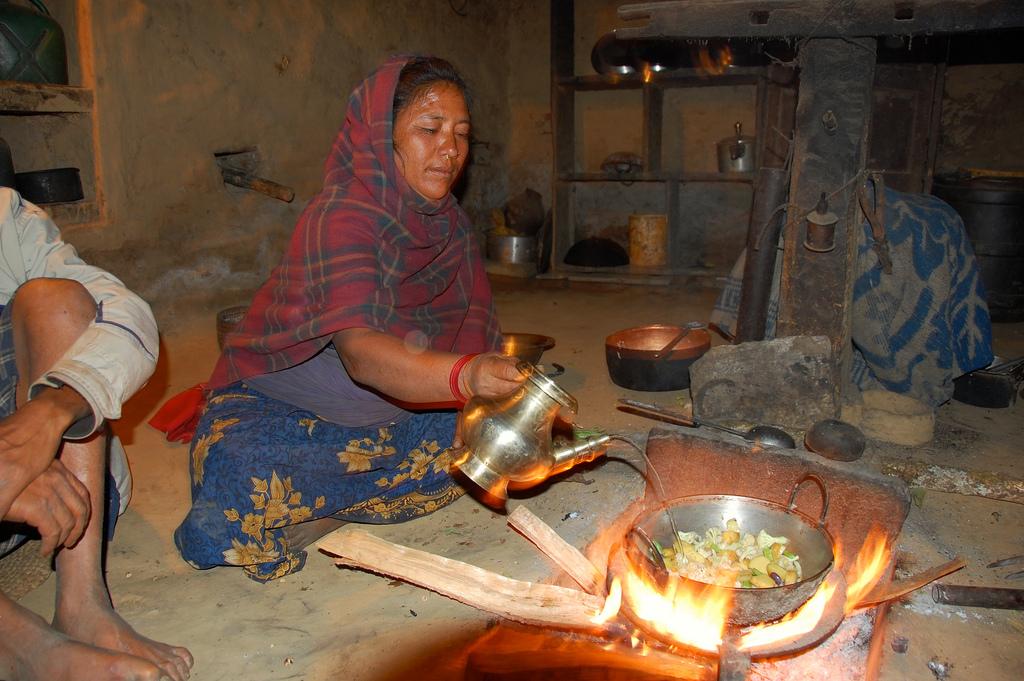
[15,277,1024,681]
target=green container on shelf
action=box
[0,0,68,84]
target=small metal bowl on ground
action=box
[605,324,710,391]
[216,305,249,350]
[501,332,555,365]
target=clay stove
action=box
[578,428,912,680]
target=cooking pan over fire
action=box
[617,475,835,628]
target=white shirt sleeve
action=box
[0,189,158,438]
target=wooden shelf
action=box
[537,263,719,287]
[548,2,764,278]
[0,81,93,114]
[46,200,101,227]
[561,68,763,91]
[559,172,755,184]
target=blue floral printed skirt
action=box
[174,383,463,582]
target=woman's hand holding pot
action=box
[460,352,523,400]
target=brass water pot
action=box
[453,362,610,500]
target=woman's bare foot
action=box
[282,516,348,552]
[0,595,167,681]
[54,594,193,681]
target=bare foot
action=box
[283,516,348,552]
[54,595,193,681]
[0,595,167,681]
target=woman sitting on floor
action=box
[173,55,523,582]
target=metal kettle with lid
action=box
[717,122,755,173]
[453,362,610,500]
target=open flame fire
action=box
[619,571,731,653]
[592,526,892,653]
[840,526,892,613]
[694,43,733,76]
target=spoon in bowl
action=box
[651,321,706,360]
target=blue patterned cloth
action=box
[711,187,993,407]
[174,384,464,582]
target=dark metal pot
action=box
[15,167,83,204]
[590,31,636,75]
[605,324,710,391]
[487,233,537,265]
[0,137,15,189]
[932,175,1024,322]
[621,475,835,627]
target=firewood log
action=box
[317,527,609,631]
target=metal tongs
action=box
[988,554,1024,580]
[931,555,1024,611]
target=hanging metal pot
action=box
[717,122,756,173]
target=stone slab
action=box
[688,335,835,429]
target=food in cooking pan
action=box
[658,518,803,588]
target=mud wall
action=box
[48,0,521,322]
[935,64,1024,174]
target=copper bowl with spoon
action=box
[605,323,710,391]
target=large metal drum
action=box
[932,175,1024,322]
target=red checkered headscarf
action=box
[209,55,501,388]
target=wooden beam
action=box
[564,71,761,91]
[616,0,1024,40]
[642,83,663,174]
[0,81,92,113]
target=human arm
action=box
[333,327,523,404]
[0,191,158,438]
[0,384,91,538]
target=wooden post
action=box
[550,0,574,267]
[776,37,877,412]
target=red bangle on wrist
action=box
[449,353,479,403]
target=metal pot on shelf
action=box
[487,232,537,265]
[717,122,756,173]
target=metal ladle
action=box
[617,399,797,449]
[651,321,705,360]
